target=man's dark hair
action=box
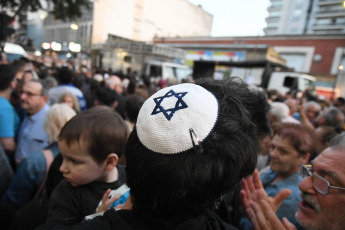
[95,87,117,107]
[125,77,271,227]
[58,106,128,163]
[125,95,145,123]
[336,97,345,106]
[56,67,75,84]
[0,64,16,91]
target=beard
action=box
[297,194,345,230]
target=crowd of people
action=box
[0,55,345,230]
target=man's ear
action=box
[10,80,16,90]
[42,95,48,103]
[104,153,118,171]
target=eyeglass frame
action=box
[300,164,345,195]
[20,90,42,97]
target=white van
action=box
[144,61,192,83]
[4,42,28,62]
[267,72,316,94]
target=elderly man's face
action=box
[296,148,345,230]
[305,105,319,121]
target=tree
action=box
[0,0,91,53]
[0,0,91,21]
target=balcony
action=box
[314,10,345,18]
[318,0,344,6]
[264,27,278,34]
[266,16,280,23]
[312,23,344,31]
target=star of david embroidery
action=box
[151,89,188,121]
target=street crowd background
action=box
[0,54,345,229]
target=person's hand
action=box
[240,169,291,216]
[96,189,122,213]
[247,199,297,230]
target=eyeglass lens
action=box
[301,165,328,195]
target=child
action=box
[39,106,129,227]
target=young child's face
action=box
[59,139,106,187]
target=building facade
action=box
[153,34,345,94]
[265,0,345,35]
[37,0,212,55]
[92,0,212,43]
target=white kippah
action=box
[136,83,219,154]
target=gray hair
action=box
[329,132,345,149]
[304,101,321,111]
[30,79,50,96]
[323,106,345,128]
[270,102,289,122]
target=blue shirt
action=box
[15,104,50,164]
[0,96,20,138]
[240,168,304,230]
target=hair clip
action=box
[189,128,203,154]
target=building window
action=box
[280,53,305,72]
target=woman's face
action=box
[269,135,308,178]
[63,96,74,109]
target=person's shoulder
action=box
[50,179,80,202]
[65,85,84,96]
[0,97,12,108]
[260,168,277,184]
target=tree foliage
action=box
[0,0,91,21]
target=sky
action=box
[188,0,271,37]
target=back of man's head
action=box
[56,67,74,84]
[124,95,145,123]
[125,77,271,226]
[323,106,345,128]
[0,64,16,91]
[95,87,117,107]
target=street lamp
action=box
[70,24,78,30]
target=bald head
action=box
[105,75,123,95]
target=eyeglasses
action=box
[20,91,42,97]
[300,164,345,195]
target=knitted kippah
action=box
[136,83,219,154]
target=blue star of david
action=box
[151,89,188,121]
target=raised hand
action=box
[247,199,297,230]
[240,169,291,215]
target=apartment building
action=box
[264,0,345,35]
